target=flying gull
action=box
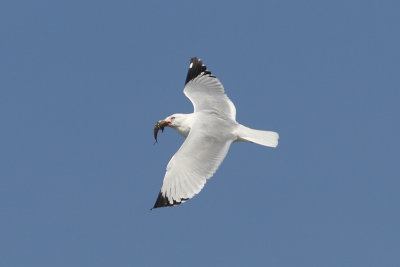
[152,57,279,209]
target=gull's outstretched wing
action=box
[152,114,235,209]
[183,57,236,120]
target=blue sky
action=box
[1,1,399,266]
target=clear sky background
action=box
[1,1,399,266]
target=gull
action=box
[152,57,279,209]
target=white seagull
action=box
[152,57,279,209]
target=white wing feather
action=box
[184,75,236,120]
[160,114,235,205]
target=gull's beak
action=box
[154,120,169,143]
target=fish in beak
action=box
[154,120,170,143]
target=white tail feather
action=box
[236,124,279,148]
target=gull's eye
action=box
[171,116,175,120]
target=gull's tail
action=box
[235,124,279,148]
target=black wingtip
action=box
[185,57,215,85]
[151,191,188,210]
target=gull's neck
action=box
[172,113,194,138]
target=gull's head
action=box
[154,114,192,143]
[166,114,188,127]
